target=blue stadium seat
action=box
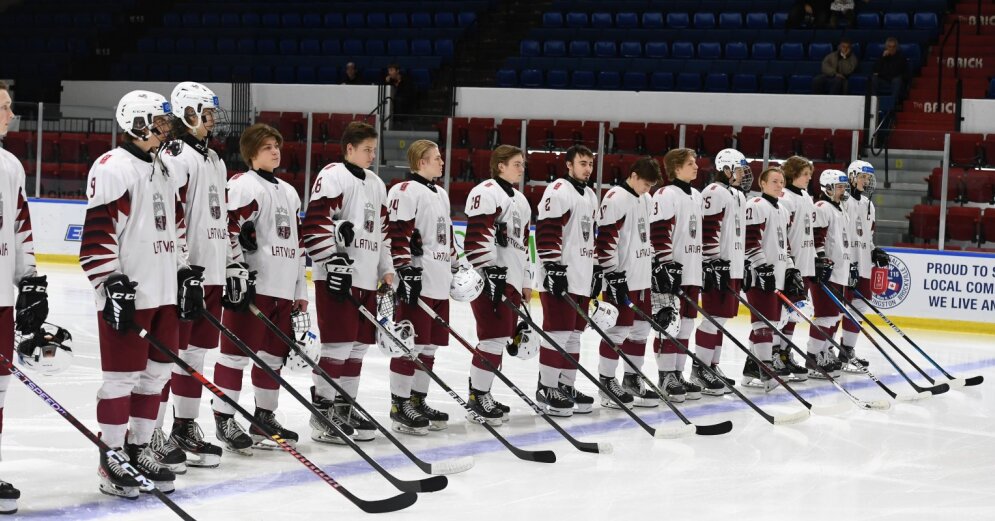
[694,13,716,29]
[343,39,364,56]
[698,42,721,59]
[297,66,316,84]
[220,13,239,27]
[216,38,235,54]
[566,12,588,27]
[849,74,868,95]
[646,41,669,59]
[411,12,432,28]
[252,65,272,83]
[914,12,939,30]
[241,12,260,27]
[232,65,251,82]
[544,40,566,57]
[616,12,638,28]
[303,13,322,28]
[772,12,789,28]
[210,65,231,82]
[137,37,156,53]
[366,40,385,55]
[321,39,340,55]
[809,42,832,60]
[676,73,702,91]
[183,13,200,27]
[864,42,884,59]
[389,13,408,28]
[543,12,563,27]
[301,39,320,55]
[281,13,301,28]
[572,70,596,89]
[781,42,804,60]
[410,68,431,88]
[388,39,408,56]
[624,71,647,90]
[275,65,295,83]
[436,39,454,58]
[176,39,195,54]
[787,74,812,94]
[570,40,591,57]
[323,13,343,28]
[651,72,674,91]
[684,61,710,75]
[642,12,664,29]
[367,13,387,28]
[752,42,776,60]
[411,39,432,56]
[279,38,298,54]
[594,41,617,57]
[317,66,337,84]
[856,13,879,28]
[257,38,277,54]
[237,38,256,54]
[883,13,910,30]
[521,40,540,57]
[732,74,758,93]
[262,13,280,27]
[726,42,748,60]
[705,73,729,92]
[746,12,769,29]
[163,13,181,27]
[435,12,456,27]
[547,69,569,88]
[621,41,642,58]
[168,64,188,81]
[521,69,543,88]
[459,12,476,27]
[987,78,995,98]
[719,13,742,29]
[591,12,613,28]
[496,68,517,87]
[599,71,621,90]
[157,37,175,53]
[202,13,220,27]
[672,41,694,59]
[667,12,690,28]
[760,74,785,93]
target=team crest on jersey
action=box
[777,225,785,249]
[805,213,812,235]
[689,214,698,239]
[581,214,592,242]
[275,206,292,239]
[512,211,522,239]
[856,218,864,237]
[436,216,447,244]
[842,230,849,249]
[153,193,167,231]
[734,214,741,237]
[638,216,647,243]
[208,185,222,220]
[0,193,4,230]
[363,203,376,233]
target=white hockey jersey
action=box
[780,185,817,278]
[744,194,793,290]
[464,177,532,292]
[0,147,37,307]
[536,176,598,296]
[80,145,187,310]
[303,162,392,292]
[844,192,876,278]
[386,174,456,300]
[813,198,853,286]
[701,182,746,279]
[650,181,704,288]
[596,183,653,291]
[226,169,306,302]
[160,136,229,286]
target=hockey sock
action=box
[470,338,504,391]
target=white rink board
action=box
[28,198,86,256]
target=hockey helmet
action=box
[819,169,850,201]
[16,324,73,376]
[651,292,681,338]
[377,318,416,358]
[116,90,174,141]
[714,148,752,192]
[589,299,619,330]
[506,319,540,360]
[170,82,229,139]
[450,264,484,302]
[846,160,876,197]
[285,311,319,372]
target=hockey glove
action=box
[702,260,715,292]
[651,261,683,294]
[754,263,777,293]
[396,265,423,305]
[604,271,630,305]
[742,261,753,291]
[542,262,568,296]
[410,228,424,257]
[815,255,835,284]
[871,247,890,268]
[703,259,731,292]
[494,222,509,248]
[848,262,860,288]
[238,220,258,253]
[177,265,206,320]
[784,268,805,298]
[324,253,354,296]
[15,275,48,334]
[222,262,255,311]
[335,220,355,249]
[103,273,138,331]
[481,266,508,305]
[590,265,604,299]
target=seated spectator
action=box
[787,0,830,29]
[874,37,910,100]
[342,62,362,85]
[812,39,858,94]
[829,0,870,28]
[385,63,416,126]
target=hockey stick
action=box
[559,295,733,436]
[246,303,475,475]
[724,286,876,412]
[0,354,198,520]
[817,282,949,396]
[199,310,449,492]
[630,296,808,426]
[852,290,983,388]
[774,290,922,403]
[351,292,556,464]
[416,299,611,453]
[131,327,416,513]
[501,298,693,438]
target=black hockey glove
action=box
[784,268,805,298]
[222,262,255,311]
[396,265,423,305]
[651,261,683,294]
[871,247,889,268]
[494,222,509,248]
[742,261,753,291]
[335,220,355,248]
[410,229,423,257]
[754,263,777,293]
[848,262,860,288]
[815,255,835,284]
[324,253,354,296]
[542,262,568,297]
[238,220,258,253]
[702,259,730,292]
[482,266,508,305]
[590,265,604,299]
[604,271,630,305]
[177,266,206,321]
[103,273,138,331]
[15,275,48,334]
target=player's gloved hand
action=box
[848,262,860,288]
[815,254,835,283]
[15,274,48,333]
[177,266,206,320]
[334,220,355,248]
[396,265,422,305]
[238,220,258,252]
[410,229,423,257]
[651,261,683,294]
[494,222,509,248]
[590,265,604,299]
[871,247,889,268]
[324,253,354,297]
[754,263,776,293]
[222,262,255,311]
[604,271,629,305]
[103,273,138,331]
[742,260,753,291]
[703,259,731,292]
[784,267,805,297]
[542,262,568,296]
[482,266,508,305]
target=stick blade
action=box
[517,448,557,463]
[596,442,614,454]
[895,391,930,402]
[409,475,448,493]
[694,420,734,436]
[357,491,419,514]
[862,399,892,410]
[428,457,475,475]
[773,409,811,425]
[963,375,984,387]
[653,423,696,439]
[928,383,950,395]
[809,401,852,416]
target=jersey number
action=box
[470,195,481,210]
[704,196,711,210]
[390,199,399,212]
[89,178,96,197]
[313,177,322,193]
[745,207,753,220]
[544,198,551,212]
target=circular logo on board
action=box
[872,256,912,309]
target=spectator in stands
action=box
[787,0,830,29]
[385,63,416,126]
[829,0,870,28]
[812,39,858,95]
[873,37,910,101]
[342,62,362,85]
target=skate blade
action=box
[465,412,503,426]
[0,499,16,514]
[428,420,449,431]
[683,391,702,400]
[99,482,139,500]
[161,461,187,475]
[222,444,254,456]
[660,393,686,403]
[599,396,635,409]
[310,433,350,445]
[140,481,175,494]
[701,388,726,397]
[392,422,429,437]
[631,396,661,408]
[572,403,594,414]
[807,371,830,380]
[184,453,221,468]
[788,374,809,382]
[351,429,377,442]
[539,403,575,417]
[251,436,295,451]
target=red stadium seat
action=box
[611,122,645,153]
[963,170,995,205]
[470,149,491,180]
[907,204,942,242]
[830,129,862,163]
[1,131,31,159]
[981,208,995,244]
[799,128,833,161]
[644,123,675,154]
[700,125,733,157]
[436,117,469,148]
[467,118,495,149]
[981,134,995,167]
[770,127,801,159]
[946,206,981,242]
[551,120,583,150]
[527,151,558,182]
[736,126,766,158]
[449,181,473,215]
[949,133,983,166]
[445,148,471,180]
[925,167,966,203]
[496,119,523,147]
[526,119,554,149]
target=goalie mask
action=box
[450,264,484,302]
[589,299,619,330]
[714,148,753,193]
[285,310,319,372]
[651,292,681,338]
[16,324,73,376]
[506,319,539,360]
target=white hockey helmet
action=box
[285,311,319,372]
[715,148,752,192]
[589,299,619,330]
[651,292,681,338]
[116,90,173,140]
[777,298,815,329]
[16,324,73,376]
[506,320,540,360]
[450,264,484,302]
[377,318,416,358]
[819,169,850,201]
[170,81,220,132]
[846,160,876,197]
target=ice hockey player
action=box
[0,80,50,514]
[693,148,750,395]
[595,157,663,409]
[384,139,456,435]
[534,145,599,416]
[152,81,227,471]
[211,124,308,451]
[651,148,704,402]
[462,145,532,425]
[742,167,795,391]
[303,121,392,443]
[81,90,200,497]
